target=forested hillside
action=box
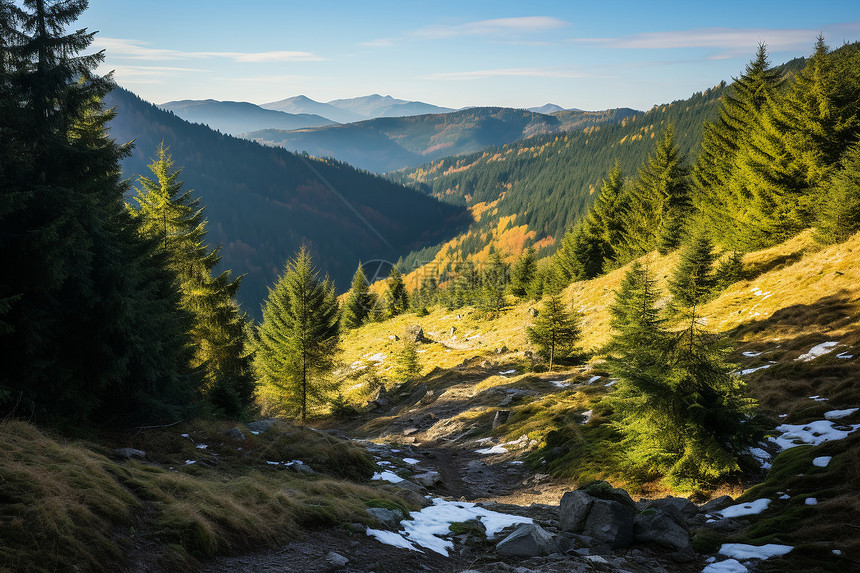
[246,107,638,173]
[388,58,805,270]
[105,88,470,314]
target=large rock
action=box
[581,499,635,548]
[247,419,279,434]
[647,496,699,520]
[405,325,427,343]
[495,523,557,557]
[559,490,594,532]
[634,507,694,558]
[412,471,442,488]
[700,495,734,514]
[365,507,403,529]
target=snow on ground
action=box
[719,543,793,560]
[371,470,404,483]
[195,444,208,449]
[747,447,772,469]
[740,364,771,376]
[402,457,421,465]
[813,456,832,468]
[476,444,509,455]
[581,410,593,424]
[824,408,858,420]
[588,375,602,383]
[718,498,771,518]
[604,380,617,387]
[365,353,386,363]
[498,369,517,375]
[837,351,854,359]
[769,420,860,450]
[549,380,570,388]
[796,341,839,362]
[742,351,763,357]
[368,498,533,556]
[805,498,818,505]
[809,395,829,402]
[702,558,747,573]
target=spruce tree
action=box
[607,262,756,488]
[395,339,421,382]
[480,248,509,316]
[128,144,253,417]
[510,246,538,299]
[385,266,410,317]
[0,0,197,425]
[255,247,340,425]
[669,232,717,308]
[342,262,376,329]
[815,143,860,243]
[527,294,581,371]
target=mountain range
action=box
[262,93,455,122]
[245,106,639,173]
[158,99,335,136]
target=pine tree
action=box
[480,248,509,316]
[815,143,860,243]
[510,246,538,299]
[607,262,756,488]
[395,339,421,382]
[669,232,717,308]
[128,144,253,417]
[342,263,376,329]
[527,294,581,371]
[0,0,197,425]
[411,274,439,313]
[618,126,690,259]
[384,266,410,318]
[255,247,340,425]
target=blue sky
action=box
[79,0,860,111]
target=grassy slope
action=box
[0,420,414,573]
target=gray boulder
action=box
[647,496,699,520]
[247,419,278,434]
[412,471,442,488]
[365,507,403,529]
[581,499,635,548]
[222,427,245,441]
[325,551,349,568]
[634,507,694,557]
[114,448,146,460]
[406,325,427,343]
[495,523,557,557]
[559,490,594,532]
[700,495,734,514]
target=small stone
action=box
[325,551,348,568]
[496,523,557,557]
[412,471,442,487]
[492,410,512,429]
[114,448,146,459]
[222,427,245,441]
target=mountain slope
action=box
[159,99,335,136]
[246,107,637,173]
[261,95,366,124]
[326,94,454,119]
[106,88,470,316]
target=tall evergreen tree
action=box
[607,262,756,488]
[342,262,375,329]
[618,126,690,259]
[255,247,340,425]
[815,143,860,243]
[128,144,253,417]
[0,0,197,425]
[384,266,410,317]
[527,294,581,372]
[668,232,717,309]
[510,246,538,299]
[480,248,509,316]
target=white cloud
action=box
[571,24,860,52]
[93,38,325,63]
[416,16,568,39]
[421,67,607,81]
[358,38,397,48]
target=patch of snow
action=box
[184,460,196,465]
[718,498,771,518]
[195,444,208,450]
[833,549,842,555]
[779,414,788,418]
[702,559,747,573]
[498,369,517,375]
[747,447,772,469]
[508,460,524,465]
[588,375,602,383]
[266,460,280,465]
[180,433,190,438]
[476,445,509,455]
[366,353,386,363]
[604,380,617,387]
[377,460,393,466]
[836,352,853,359]
[581,410,593,424]
[812,456,832,468]
[347,382,366,391]
[549,380,570,388]
[769,420,860,450]
[805,498,818,505]
[742,351,763,357]
[796,341,839,362]
[402,457,421,465]
[390,449,401,453]
[250,430,260,435]
[719,543,793,560]
[779,494,790,500]
[809,395,829,402]
[824,408,858,420]
[372,470,404,483]
[366,528,421,552]
[740,364,772,376]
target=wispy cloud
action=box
[93,38,325,62]
[416,17,568,39]
[421,67,607,81]
[358,38,397,48]
[570,25,860,52]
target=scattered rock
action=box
[700,495,734,514]
[388,334,399,342]
[527,308,539,318]
[365,507,403,529]
[412,471,442,487]
[634,507,694,558]
[492,410,512,429]
[222,427,245,441]
[114,448,146,460]
[495,523,557,557]
[643,497,699,520]
[290,462,315,475]
[406,325,428,343]
[247,419,279,434]
[324,551,349,568]
[559,490,594,532]
[494,346,509,354]
[581,499,635,548]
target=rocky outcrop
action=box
[495,523,557,557]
